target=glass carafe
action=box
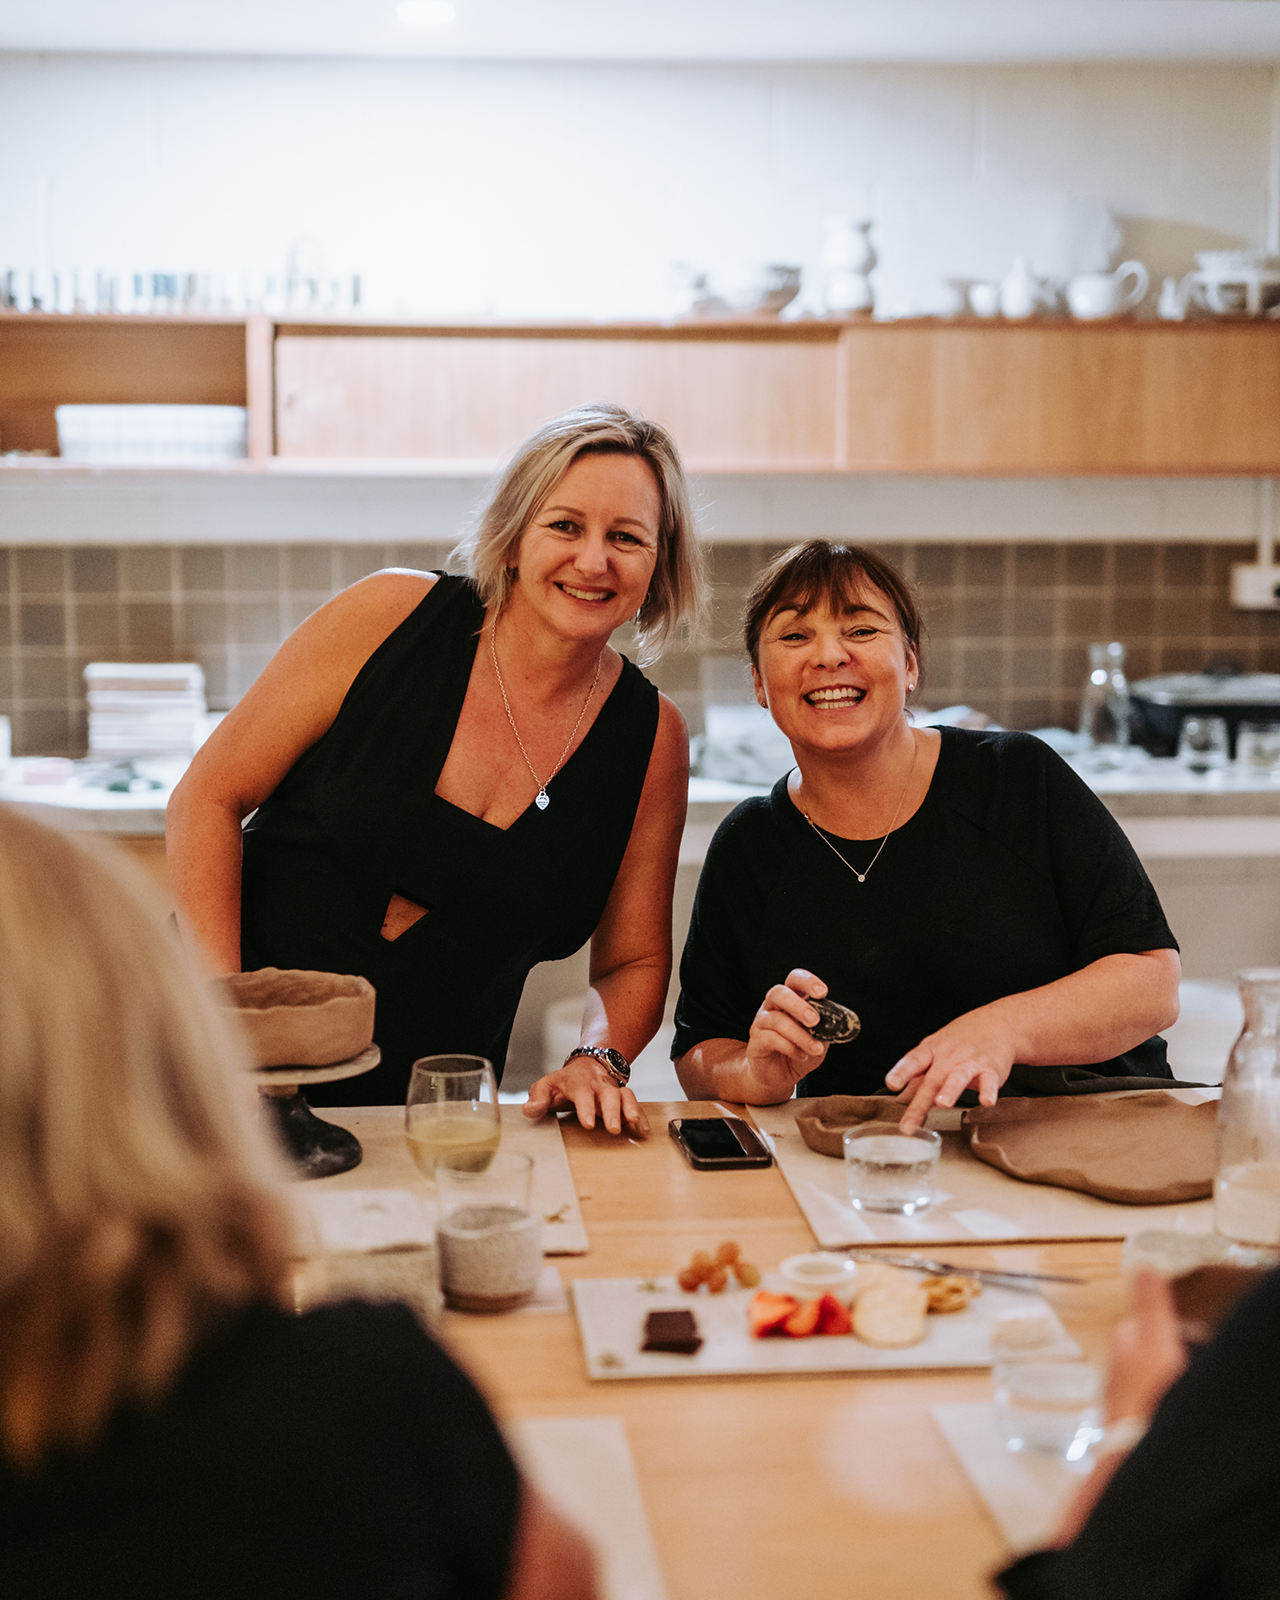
[1077,641,1131,771]
[1215,968,1280,1247]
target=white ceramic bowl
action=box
[778,1252,860,1304]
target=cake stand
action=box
[255,1045,381,1180]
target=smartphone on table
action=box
[668,1116,772,1170]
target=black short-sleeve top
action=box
[673,727,1179,1096]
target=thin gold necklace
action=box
[489,622,603,812]
[800,738,918,884]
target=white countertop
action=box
[6,756,1280,850]
[0,758,185,834]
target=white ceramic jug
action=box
[998,257,1041,320]
[820,216,875,314]
[1065,261,1149,320]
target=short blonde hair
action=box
[453,403,707,665]
[0,807,290,1471]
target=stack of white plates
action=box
[84,662,207,756]
[55,404,247,466]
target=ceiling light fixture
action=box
[396,1,456,24]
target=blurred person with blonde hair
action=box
[0,805,594,1600]
[169,403,706,1137]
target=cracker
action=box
[853,1282,928,1348]
[923,1274,980,1315]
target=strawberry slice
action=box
[783,1297,822,1338]
[815,1292,852,1336]
[748,1290,798,1338]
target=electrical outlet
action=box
[1231,564,1280,609]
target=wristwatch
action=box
[563,1045,631,1088]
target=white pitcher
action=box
[1065,261,1149,320]
[998,256,1042,320]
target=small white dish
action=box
[778,1252,860,1303]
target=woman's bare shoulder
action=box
[290,569,439,660]
[334,567,439,621]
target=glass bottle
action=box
[1077,641,1131,771]
[1215,968,1280,1248]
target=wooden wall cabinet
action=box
[4,310,1280,477]
[273,323,838,472]
[839,322,1280,474]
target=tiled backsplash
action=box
[3,539,1279,756]
[693,540,1280,734]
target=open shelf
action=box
[4,312,1280,478]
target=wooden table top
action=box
[317,1102,1130,1600]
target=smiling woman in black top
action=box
[673,539,1181,1129]
[168,404,706,1134]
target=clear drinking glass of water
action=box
[1237,721,1280,780]
[1177,715,1229,775]
[994,1350,1102,1461]
[843,1123,942,1215]
[435,1151,542,1312]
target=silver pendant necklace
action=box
[489,622,603,811]
[800,739,917,884]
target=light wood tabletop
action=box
[315,1101,1132,1600]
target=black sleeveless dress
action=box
[240,575,660,1103]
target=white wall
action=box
[1,53,1276,318]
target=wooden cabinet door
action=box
[840,322,1280,474]
[274,331,839,471]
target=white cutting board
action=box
[571,1273,1070,1381]
[749,1099,1216,1248]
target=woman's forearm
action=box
[579,955,668,1064]
[977,949,1181,1068]
[675,1037,798,1105]
[165,783,246,975]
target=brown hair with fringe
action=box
[0,806,290,1472]
[743,539,924,670]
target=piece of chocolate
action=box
[807,997,861,1045]
[642,1308,703,1354]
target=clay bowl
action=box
[219,968,376,1069]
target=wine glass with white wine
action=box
[405,1055,501,1179]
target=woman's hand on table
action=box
[522,1059,650,1138]
[885,1009,1016,1131]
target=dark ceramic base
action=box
[263,1091,364,1180]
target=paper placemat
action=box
[933,1401,1087,1554]
[571,1274,1068,1381]
[507,1416,667,1600]
[749,1101,1216,1248]
[502,1106,589,1255]
[300,1105,589,1255]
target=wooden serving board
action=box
[748,1100,1216,1249]
[571,1273,1069,1382]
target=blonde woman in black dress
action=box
[168,405,705,1134]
